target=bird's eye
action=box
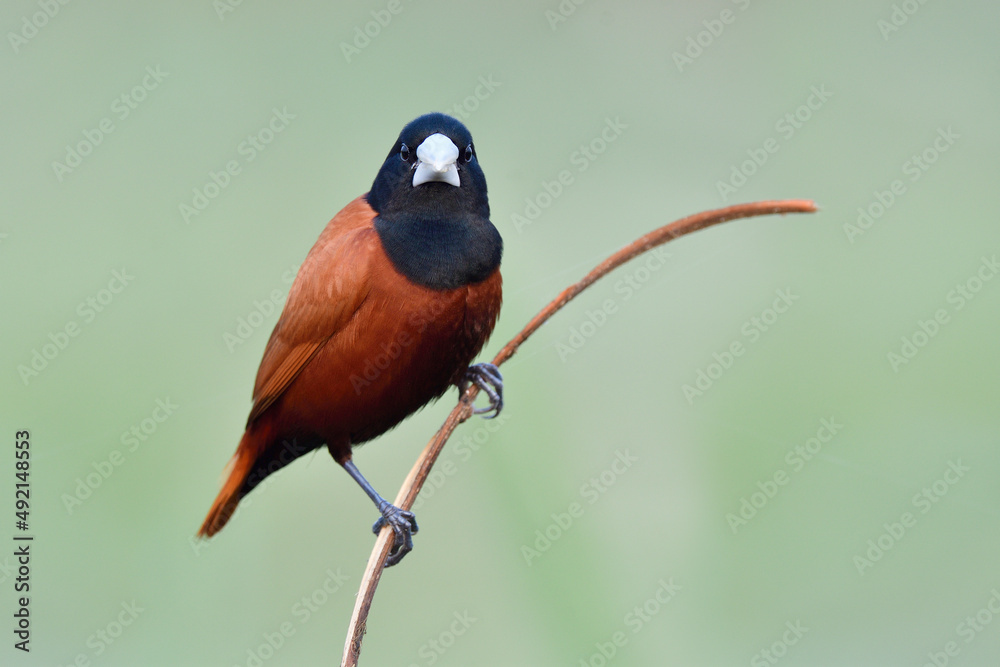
[399,143,410,161]
[464,144,474,162]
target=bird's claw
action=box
[462,363,504,419]
[372,503,419,567]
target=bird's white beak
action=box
[412,133,460,187]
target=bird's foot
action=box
[462,363,504,418]
[372,502,419,567]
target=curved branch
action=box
[341,199,818,666]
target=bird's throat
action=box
[373,213,502,290]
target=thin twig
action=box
[341,199,818,666]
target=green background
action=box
[3,1,999,665]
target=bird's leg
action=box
[461,362,504,419]
[340,458,418,567]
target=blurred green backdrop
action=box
[3,1,999,665]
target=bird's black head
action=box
[367,113,501,290]
[368,113,489,219]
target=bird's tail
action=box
[198,429,260,538]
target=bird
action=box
[198,113,504,566]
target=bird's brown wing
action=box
[247,196,378,426]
